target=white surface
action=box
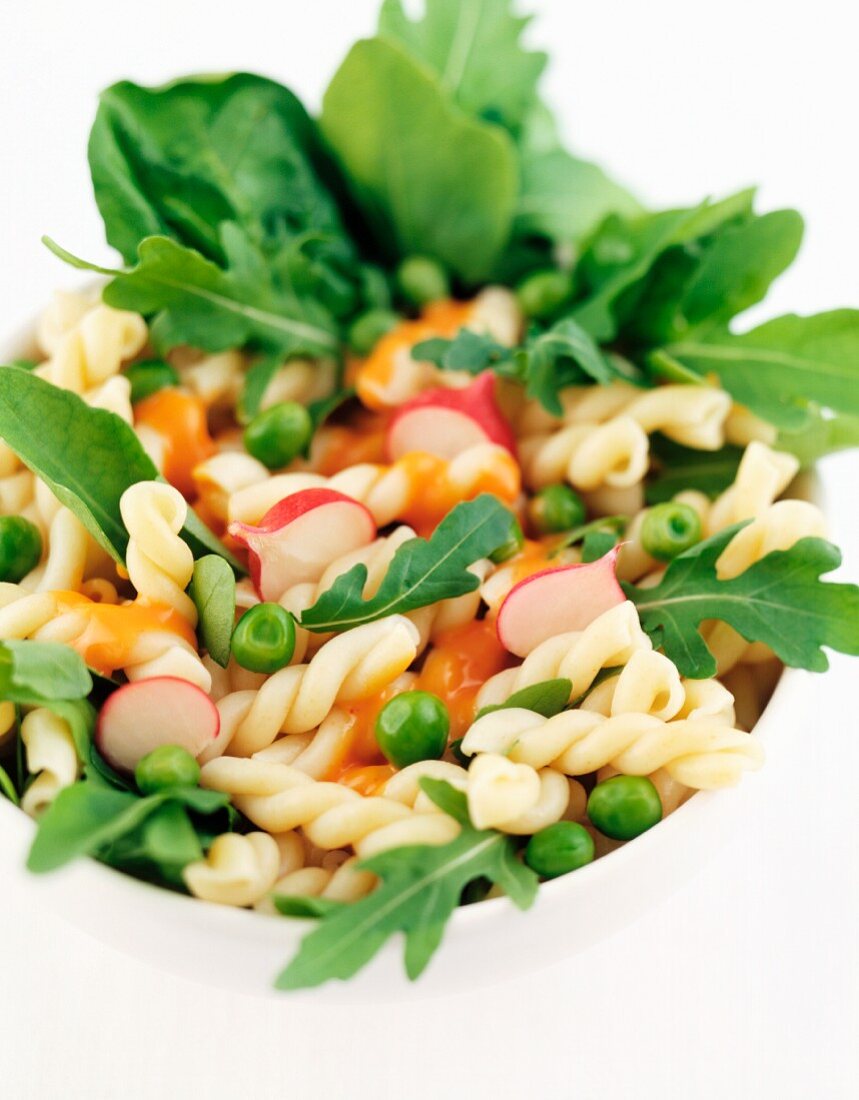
[1,0,857,1095]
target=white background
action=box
[1,1,857,1096]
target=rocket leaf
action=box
[275,779,538,989]
[625,526,859,678]
[301,495,515,632]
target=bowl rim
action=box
[0,296,819,976]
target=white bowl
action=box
[0,310,811,1002]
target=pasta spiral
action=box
[206,616,422,757]
[20,707,80,818]
[183,832,281,907]
[476,601,652,709]
[120,481,197,623]
[461,706,764,789]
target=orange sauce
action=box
[415,619,515,738]
[313,419,388,476]
[355,298,475,410]
[509,539,560,585]
[134,390,216,499]
[53,591,196,676]
[323,683,405,789]
[394,450,520,536]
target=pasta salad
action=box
[1,0,858,991]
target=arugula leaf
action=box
[321,37,517,283]
[514,146,641,245]
[476,678,572,719]
[664,310,859,430]
[0,641,92,704]
[552,515,628,554]
[0,764,19,805]
[273,896,345,919]
[645,436,744,504]
[190,556,236,668]
[275,779,538,989]
[413,329,521,379]
[27,780,231,873]
[625,528,859,678]
[100,802,203,887]
[300,495,513,632]
[571,191,756,341]
[522,319,638,415]
[777,408,859,467]
[378,0,547,135]
[45,234,340,359]
[0,367,242,571]
[88,74,348,266]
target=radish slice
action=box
[228,487,376,601]
[386,372,515,461]
[96,677,220,773]
[496,547,626,657]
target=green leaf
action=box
[27,784,162,873]
[679,209,804,330]
[46,234,340,359]
[26,779,230,874]
[0,641,92,704]
[300,495,513,632]
[777,407,859,467]
[101,801,203,887]
[476,677,572,719]
[0,366,242,571]
[413,329,521,380]
[274,779,538,989]
[88,74,348,266]
[514,146,641,244]
[321,37,518,283]
[273,895,346,919]
[645,436,744,504]
[236,352,283,424]
[378,0,547,135]
[0,764,19,805]
[571,191,755,342]
[625,527,859,678]
[665,310,859,430]
[190,555,236,667]
[522,318,637,415]
[551,515,628,554]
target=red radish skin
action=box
[96,677,220,774]
[496,547,626,658]
[228,487,376,601]
[386,372,516,461]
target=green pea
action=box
[525,821,595,878]
[640,502,702,562]
[396,255,450,308]
[125,358,180,404]
[8,358,39,371]
[489,514,525,564]
[243,402,313,469]
[348,309,401,356]
[231,603,297,673]
[528,485,587,534]
[515,269,573,320]
[0,516,42,582]
[375,691,450,769]
[587,775,662,840]
[135,745,201,795]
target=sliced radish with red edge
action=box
[96,677,220,773]
[386,372,515,461]
[496,546,626,657]
[228,487,376,601]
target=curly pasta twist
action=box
[206,616,421,757]
[705,442,799,535]
[20,708,80,818]
[461,706,764,789]
[199,757,461,858]
[35,299,148,394]
[183,832,281,907]
[560,382,733,450]
[226,442,520,530]
[476,600,651,709]
[120,481,197,624]
[579,649,736,726]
